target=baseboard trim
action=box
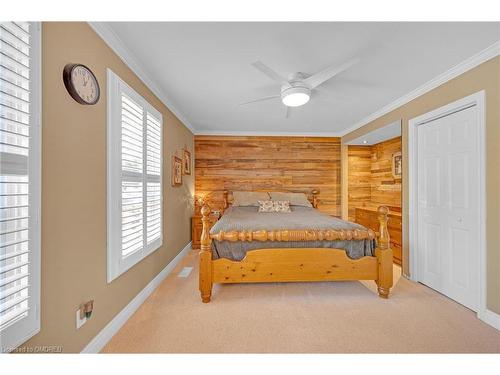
[479,308,500,331]
[81,242,192,353]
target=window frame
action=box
[106,69,163,283]
[0,21,42,351]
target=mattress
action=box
[210,206,376,261]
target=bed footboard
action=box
[199,205,393,302]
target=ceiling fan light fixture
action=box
[281,86,310,107]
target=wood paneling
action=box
[347,146,372,221]
[347,137,402,221]
[355,207,402,265]
[195,136,341,216]
[370,137,402,208]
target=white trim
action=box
[195,130,343,137]
[0,22,42,352]
[31,20,42,346]
[82,242,193,353]
[107,69,164,283]
[88,22,196,135]
[342,41,499,137]
[408,91,491,327]
[478,309,500,331]
[89,23,498,138]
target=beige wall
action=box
[21,22,194,352]
[342,56,500,313]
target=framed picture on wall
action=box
[183,149,191,175]
[392,152,402,179]
[172,156,183,186]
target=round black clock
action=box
[63,63,100,105]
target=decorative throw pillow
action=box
[258,200,291,213]
[232,191,270,206]
[269,192,312,207]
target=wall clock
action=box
[63,63,100,105]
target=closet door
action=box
[417,105,479,311]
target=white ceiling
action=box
[346,120,401,145]
[103,22,499,136]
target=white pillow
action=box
[232,191,270,206]
[269,192,312,207]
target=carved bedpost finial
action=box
[377,206,390,250]
[311,189,319,209]
[200,204,211,248]
[199,204,213,303]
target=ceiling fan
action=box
[240,58,360,118]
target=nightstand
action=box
[191,214,218,249]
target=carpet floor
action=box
[102,249,500,353]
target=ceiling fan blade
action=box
[304,58,360,89]
[239,95,280,106]
[252,61,290,87]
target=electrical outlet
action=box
[76,308,87,329]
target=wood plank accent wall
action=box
[347,146,372,221]
[195,136,342,216]
[370,137,402,208]
[347,136,402,221]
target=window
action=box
[0,22,41,351]
[107,69,163,282]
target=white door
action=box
[417,105,479,311]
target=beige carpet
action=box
[102,249,500,353]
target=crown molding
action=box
[194,130,343,137]
[88,23,498,138]
[340,41,500,137]
[88,22,196,134]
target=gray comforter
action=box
[210,206,376,260]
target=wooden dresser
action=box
[191,214,219,250]
[355,207,402,265]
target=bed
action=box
[199,190,393,303]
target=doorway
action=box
[409,91,485,312]
[345,120,403,268]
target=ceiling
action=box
[346,120,401,145]
[102,22,499,136]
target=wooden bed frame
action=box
[199,190,393,303]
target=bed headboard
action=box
[222,189,320,209]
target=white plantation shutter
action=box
[0,22,41,351]
[146,113,161,244]
[107,69,163,282]
[121,95,144,257]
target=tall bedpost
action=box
[199,204,213,303]
[311,190,319,209]
[375,206,393,299]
